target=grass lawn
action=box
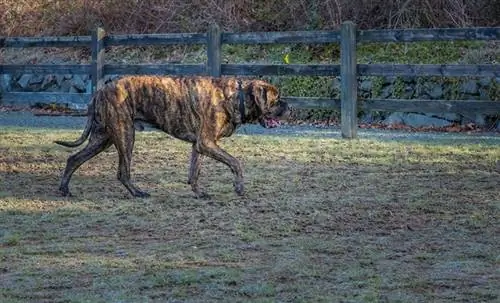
[0,128,499,302]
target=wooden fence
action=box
[0,21,499,138]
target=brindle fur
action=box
[55,75,288,198]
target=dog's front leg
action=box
[188,144,208,198]
[195,139,244,196]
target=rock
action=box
[17,74,33,89]
[403,113,453,128]
[1,74,11,92]
[55,74,65,86]
[72,75,86,93]
[414,82,425,97]
[478,78,491,87]
[359,80,372,92]
[402,85,414,99]
[427,83,443,99]
[68,102,88,110]
[383,76,396,85]
[45,86,61,92]
[28,75,44,85]
[479,88,490,100]
[60,80,73,93]
[461,113,488,127]
[425,113,461,122]
[401,76,415,83]
[359,90,371,99]
[41,75,57,90]
[380,85,393,99]
[332,77,341,90]
[385,112,453,128]
[474,114,486,126]
[461,80,478,95]
[360,112,374,123]
[86,80,92,93]
[385,112,405,125]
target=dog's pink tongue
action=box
[265,118,280,128]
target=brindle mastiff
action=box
[54,76,289,198]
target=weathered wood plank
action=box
[207,24,222,77]
[358,27,500,43]
[91,27,106,93]
[2,27,498,49]
[0,36,91,48]
[340,21,358,139]
[358,64,500,77]
[104,64,206,76]
[0,64,91,74]
[281,97,341,109]
[104,33,207,46]
[360,99,500,114]
[221,64,341,76]
[222,31,341,44]
[1,92,91,105]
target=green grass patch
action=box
[1,128,499,302]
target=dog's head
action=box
[243,80,289,128]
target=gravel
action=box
[1,111,498,145]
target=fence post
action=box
[91,27,105,94]
[207,23,222,77]
[340,21,358,139]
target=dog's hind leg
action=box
[59,131,111,196]
[112,124,150,198]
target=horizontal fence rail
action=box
[2,63,497,78]
[357,27,500,42]
[1,92,91,106]
[105,33,207,46]
[104,64,206,76]
[222,31,341,44]
[361,99,500,114]
[1,22,499,138]
[358,64,500,77]
[221,64,342,76]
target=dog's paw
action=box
[59,186,72,197]
[234,182,244,196]
[134,190,151,198]
[194,191,212,200]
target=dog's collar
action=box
[237,79,246,124]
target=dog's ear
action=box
[250,81,279,111]
[263,83,279,105]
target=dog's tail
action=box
[54,95,96,148]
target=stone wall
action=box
[1,73,499,128]
[351,76,499,128]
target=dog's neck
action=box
[237,79,246,124]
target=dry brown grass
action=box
[1,127,499,302]
[1,0,498,36]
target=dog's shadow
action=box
[0,166,236,202]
